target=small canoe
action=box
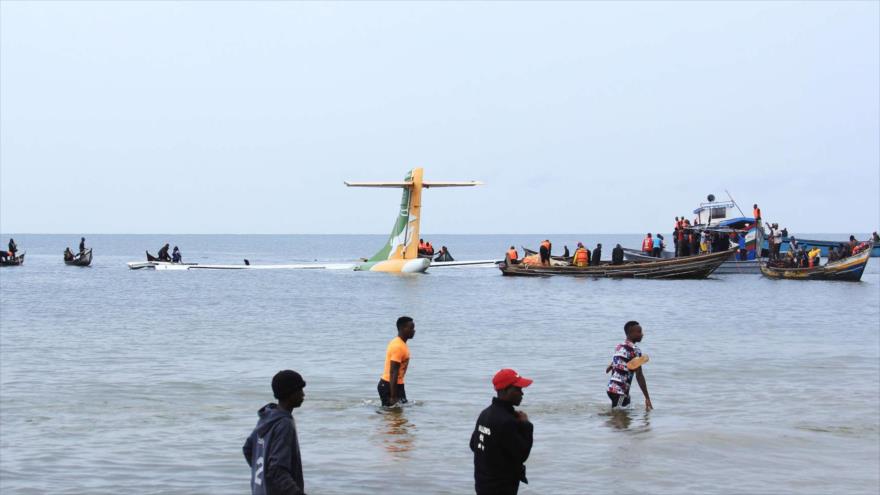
[760,242,872,282]
[0,252,25,266]
[622,248,674,261]
[500,248,733,279]
[65,248,92,267]
[145,250,176,262]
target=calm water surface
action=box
[1,234,878,494]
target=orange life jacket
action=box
[642,238,653,252]
[540,240,550,250]
[507,248,518,260]
[574,248,589,265]
[753,208,761,219]
[426,243,434,255]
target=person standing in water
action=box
[378,316,415,407]
[243,370,307,495]
[606,321,652,410]
[470,368,534,495]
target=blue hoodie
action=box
[243,403,305,495]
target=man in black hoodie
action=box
[243,370,307,495]
[470,368,534,495]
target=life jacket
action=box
[540,240,550,250]
[573,248,589,265]
[521,254,542,266]
[753,208,761,219]
[426,243,434,255]
[642,237,653,252]
[507,248,518,261]
[418,241,426,253]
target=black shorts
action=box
[607,392,630,408]
[377,379,407,407]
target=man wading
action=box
[470,369,534,495]
[378,316,415,407]
[243,370,307,495]
[606,321,652,410]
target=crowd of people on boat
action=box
[506,240,626,267]
[243,317,651,495]
[769,235,872,268]
[665,223,754,260]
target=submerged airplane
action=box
[127,168,484,272]
[347,167,481,273]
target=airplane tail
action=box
[345,167,480,262]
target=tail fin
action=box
[345,168,423,261]
[344,167,480,261]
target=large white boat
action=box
[625,194,765,274]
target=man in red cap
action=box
[469,369,534,495]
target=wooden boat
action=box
[623,247,761,274]
[499,248,733,279]
[0,252,25,266]
[760,242,872,282]
[65,248,93,266]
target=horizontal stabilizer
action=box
[423,181,482,188]
[344,181,413,188]
[345,181,482,188]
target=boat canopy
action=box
[717,217,756,228]
[693,200,751,227]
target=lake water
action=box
[1,234,878,494]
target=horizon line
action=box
[0,231,873,236]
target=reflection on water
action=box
[602,408,651,433]
[379,407,416,457]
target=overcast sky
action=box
[1,1,877,234]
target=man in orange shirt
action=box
[378,316,416,407]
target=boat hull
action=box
[760,243,872,282]
[624,248,761,274]
[0,252,25,266]
[499,249,733,279]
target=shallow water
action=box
[1,234,878,494]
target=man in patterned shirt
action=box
[606,321,653,410]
